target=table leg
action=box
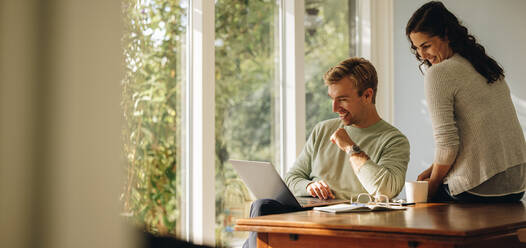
[257,232,269,248]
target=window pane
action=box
[305,0,354,136]
[215,0,280,247]
[121,0,186,237]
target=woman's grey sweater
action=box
[424,54,526,196]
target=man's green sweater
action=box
[284,118,410,200]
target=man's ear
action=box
[362,88,374,104]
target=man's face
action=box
[327,77,367,126]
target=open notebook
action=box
[313,203,407,213]
[313,193,408,213]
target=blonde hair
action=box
[323,57,378,103]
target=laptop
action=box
[229,159,348,208]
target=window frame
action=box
[185,0,216,245]
[280,0,306,175]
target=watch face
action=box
[352,144,361,153]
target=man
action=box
[243,57,410,248]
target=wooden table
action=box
[235,202,526,248]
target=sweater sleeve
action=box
[284,126,316,196]
[425,65,460,165]
[355,135,410,199]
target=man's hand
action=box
[330,128,354,153]
[307,180,335,200]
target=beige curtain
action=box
[0,1,133,247]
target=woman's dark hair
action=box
[405,1,504,83]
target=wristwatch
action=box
[346,144,362,155]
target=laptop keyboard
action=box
[297,197,325,205]
[297,197,345,205]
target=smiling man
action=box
[284,57,410,201]
[243,57,410,248]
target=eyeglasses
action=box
[350,193,408,207]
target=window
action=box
[215,1,280,246]
[304,0,357,136]
[121,0,187,237]
[121,0,373,247]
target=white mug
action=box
[405,181,428,203]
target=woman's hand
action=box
[427,178,441,200]
[417,164,433,181]
[418,163,451,200]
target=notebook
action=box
[313,203,407,213]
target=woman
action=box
[406,1,526,202]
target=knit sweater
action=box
[424,53,526,196]
[284,118,410,200]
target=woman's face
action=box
[409,32,453,65]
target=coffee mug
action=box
[405,181,428,203]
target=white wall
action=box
[393,0,526,198]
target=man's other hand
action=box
[330,128,354,153]
[307,180,335,200]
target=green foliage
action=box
[121,0,185,236]
[215,1,279,246]
[305,0,352,136]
